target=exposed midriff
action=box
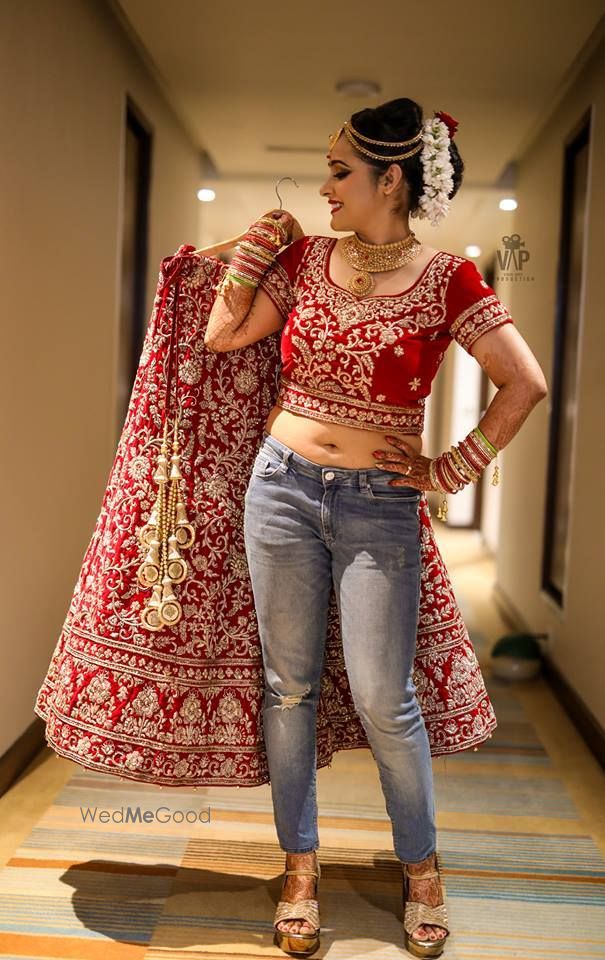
[264,404,422,467]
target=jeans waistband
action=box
[260,430,419,491]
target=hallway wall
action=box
[0,0,201,757]
[493,33,605,729]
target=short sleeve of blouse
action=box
[446,258,514,354]
[256,236,307,320]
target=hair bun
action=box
[348,97,464,221]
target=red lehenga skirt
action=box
[34,244,497,788]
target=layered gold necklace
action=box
[340,231,422,297]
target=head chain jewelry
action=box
[328,110,459,227]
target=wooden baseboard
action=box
[0,718,47,799]
[541,655,605,769]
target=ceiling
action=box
[111,0,605,266]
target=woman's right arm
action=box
[204,210,303,353]
[203,281,287,353]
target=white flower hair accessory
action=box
[411,111,458,228]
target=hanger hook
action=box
[275,176,299,210]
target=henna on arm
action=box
[204,208,301,353]
[472,324,548,450]
[204,277,256,353]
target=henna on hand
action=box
[372,435,439,491]
[261,209,304,244]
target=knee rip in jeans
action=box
[277,683,312,711]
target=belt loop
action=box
[359,470,369,492]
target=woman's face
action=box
[319,132,407,232]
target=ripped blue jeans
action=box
[243,432,436,863]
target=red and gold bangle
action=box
[431,426,500,522]
[450,445,480,483]
[440,454,465,491]
[429,458,446,494]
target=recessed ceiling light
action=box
[197,188,216,202]
[499,197,517,211]
[465,245,482,258]
[335,79,381,97]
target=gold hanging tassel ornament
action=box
[137,417,195,631]
[491,454,500,486]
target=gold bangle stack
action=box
[450,445,480,483]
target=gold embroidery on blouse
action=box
[268,238,462,432]
[449,294,513,352]
[259,260,295,318]
[258,239,512,426]
[289,253,446,395]
[277,377,425,433]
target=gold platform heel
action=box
[402,853,450,958]
[273,856,321,957]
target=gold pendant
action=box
[347,271,374,297]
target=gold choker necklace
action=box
[340,231,422,296]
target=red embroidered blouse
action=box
[258,235,514,434]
